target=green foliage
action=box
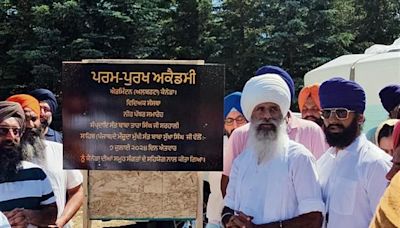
[351,0,400,52]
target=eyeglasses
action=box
[321,108,355,120]
[224,116,247,126]
[0,127,22,136]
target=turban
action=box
[241,74,291,121]
[319,77,366,114]
[29,88,58,113]
[375,119,399,145]
[255,65,295,102]
[0,101,26,130]
[379,85,400,113]
[224,92,244,118]
[393,121,400,149]
[298,84,321,112]
[7,94,40,117]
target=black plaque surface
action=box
[62,61,224,171]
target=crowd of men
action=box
[0,90,83,227]
[206,66,400,228]
[1,65,399,228]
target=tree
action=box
[352,0,400,52]
[215,0,267,93]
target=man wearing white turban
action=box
[221,74,324,228]
[221,66,328,198]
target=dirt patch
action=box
[70,208,136,227]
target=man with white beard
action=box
[222,74,324,228]
[221,66,328,198]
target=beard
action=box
[324,116,359,148]
[21,127,46,164]
[247,117,288,164]
[0,140,23,182]
[41,118,50,129]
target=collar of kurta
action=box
[286,111,300,132]
[327,134,366,158]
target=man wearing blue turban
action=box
[29,89,63,143]
[317,77,392,228]
[223,92,247,137]
[366,85,400,143]
[380,85,400,119]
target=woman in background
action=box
[375,119,399,155]
[370,121,400,228]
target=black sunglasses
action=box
[321,108,355,120]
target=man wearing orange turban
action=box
[7,94,41,130]
[298,84,323,127]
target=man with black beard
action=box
[29,88,63,143]
[222,74,323,228]
[7,94,83,228]
[317,77,392,228]
[0,101,57,227]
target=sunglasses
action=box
[321,108,355,120]
[0,127,22,137]
[224,116,246,126]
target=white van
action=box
[304,40,400,133]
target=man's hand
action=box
[5,203,57,227]
[225,215,240,228]
[226,211,256,228]
[55,218,66,228]
[4,208,29,228]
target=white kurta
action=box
[0,211,10,227]
[34,140,83,228]
[206,136,227,225]
[225,139,324,225]
[317,134,392,228]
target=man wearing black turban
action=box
[29,88,63,143]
